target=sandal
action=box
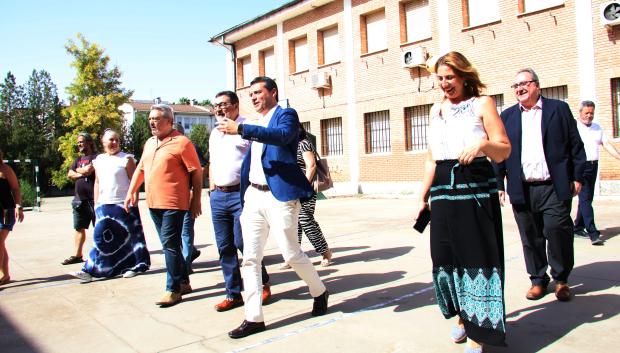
[0,277,11,286]
[320,249,333,267]
[61,256,84,265]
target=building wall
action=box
[228,0,620,193]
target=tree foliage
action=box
[128,111,151,161]
[0,70,66,192]
[178,97,190,105]
[188,124,209,156]
[52,33,133,188]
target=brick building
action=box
[209,0,620,195]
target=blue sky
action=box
[0,0,291,103]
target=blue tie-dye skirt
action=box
[83,204,150,278]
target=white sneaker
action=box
[122,270,138,278]
[69,271,92,282]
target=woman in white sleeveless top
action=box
[69,129,150,281]
[416,52,511,353]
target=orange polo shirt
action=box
[138,130,200,210]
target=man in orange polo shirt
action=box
[125,104,202,307]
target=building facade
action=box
[210,0,620,195]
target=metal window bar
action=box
[490,94,504,114]
[364,110,391,153]
[541,85,568,102]
[320,117,343,156]
[404,104,431,151]
[613,78,620,138]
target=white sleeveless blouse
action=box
[428,97,488,161]
[93,152,133,205]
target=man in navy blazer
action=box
[494,68,585,303]
[217,76,329,339]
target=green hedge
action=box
[19,178,37,208]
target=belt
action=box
[524,180,553,186]
[214,184,240,192]
[586,160,598,165]
[250,183,270,191]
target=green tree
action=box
[52,33,133,188]
[0,72,24,155]
[128,111,151,161]
[188,124,209,156]
[178,97,190,105]
[197,99,212,107]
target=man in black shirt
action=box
[62,133,97,265]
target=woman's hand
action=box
[458,140,484,165]
[15,207,24,223]
[415,200,430,220]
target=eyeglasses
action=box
[511,80,536,89]
[214,102,232,108]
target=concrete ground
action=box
[0,193,618,353]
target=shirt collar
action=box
[520,97,543,112]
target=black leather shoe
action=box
[228,320,266,339]
[311,290,329,316]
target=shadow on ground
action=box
[0,306,42,353]
[498,261,620,353]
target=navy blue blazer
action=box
[493,97,586,205]
[239,106,313,204]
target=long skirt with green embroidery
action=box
[430,158,506,347]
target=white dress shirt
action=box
[249,106,278,185]
[520,98,551,181]
[209,116,250,186]
[577,121,606,161]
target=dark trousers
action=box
[574,161,599,236]
[512,183,574,285]
[149,209,189,292]
[210,190,269,299]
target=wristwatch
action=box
[237,123,244,135]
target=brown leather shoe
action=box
[555,282,571,302]
[180,283,192,295]
[262,284,272,304]
[526,284,547,300]
[215,297,244,312]
[155,292,182,307]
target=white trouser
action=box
[240,186,326,322]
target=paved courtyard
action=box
[0,194,618,353]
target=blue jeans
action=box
[149,209,188,292]
[210,190,269,299]
[181,211,197,272]
[574,161,599,237]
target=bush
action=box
[19,178,37,208]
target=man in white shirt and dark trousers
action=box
[574,100,620,245]
[217,76,328,339]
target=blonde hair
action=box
[435,51,486,97]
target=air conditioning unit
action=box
[311,72,330,89]
[601,1,620,27]
[402,47,428,68]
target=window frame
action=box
[360,9,387,55]
[404,104,431,151]
[364,110,391,154]
[399,0,432,44]
[320,117,344,156]
[461,0,500,28]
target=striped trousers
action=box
[297,193,329,255]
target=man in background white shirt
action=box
[574,100,620,245]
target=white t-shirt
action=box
[93,152,133,205]
[577,121,607,161]
[249,106,277,185]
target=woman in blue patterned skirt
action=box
[415,52,511,353]
[69,129,150,282]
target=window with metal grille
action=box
[364,110,391,153]
[320,117,343,156]
[301,121,311,133]
[612,78,620,138]
[490,94,504,114]
[541,85,568,102]
[404,104,430,151]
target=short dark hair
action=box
[250,76,279,101]
[580,100,596,111]
[215,90,239,105]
